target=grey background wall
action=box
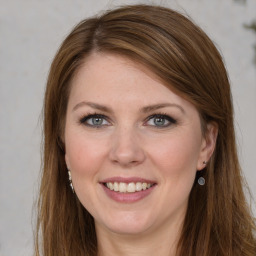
[0,0,255,255]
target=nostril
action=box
[108,130,146,166]
[109,148,145,166]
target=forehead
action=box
[70,53,190,107]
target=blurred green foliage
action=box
[233,0,256,65]
[245,21,256,64]
[244,20,256,65]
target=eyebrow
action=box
[73,101,113,113]
[141,103,185,114]
[72,101,185,114]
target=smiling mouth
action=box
[103,182,155,193]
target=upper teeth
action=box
[105,182,153,193]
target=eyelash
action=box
[79,112,177,128]
[145,113,177,127]
[79,113,110,127]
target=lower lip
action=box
[101,184,156,203]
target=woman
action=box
[35,4,256,256]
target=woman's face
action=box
[65,53,214,236]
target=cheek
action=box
[151,134,201,212]
[148,130,201,200]
[65,133,107,206]
[150,132,202,179]
[65,132,107,177]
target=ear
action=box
[197,122,218,170]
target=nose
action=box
[109,126,146,167]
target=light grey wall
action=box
[0,0,255,255]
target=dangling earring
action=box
[198,161,207,186]
[68,170,74,193]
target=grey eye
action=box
[91,117,104,126]
[145,114,176,128]
[80,114,110,127]
[154,117,167,126]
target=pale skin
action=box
[64,53,218,256]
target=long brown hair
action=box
[35,4,256,256]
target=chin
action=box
[106,223,152,236]
[96,211,155,235]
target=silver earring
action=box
[198,176,205,186]
[198,161,207,185]
[68,170,74,193]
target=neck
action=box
[96,213,184,256]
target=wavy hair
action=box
[35,4,256,256]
